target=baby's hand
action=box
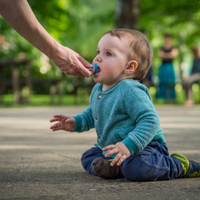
[50,115,76,132]
[103,142,131,166]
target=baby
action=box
[50,29,200,181]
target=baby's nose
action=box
[95,55,102,62]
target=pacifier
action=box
[89,63,98,74]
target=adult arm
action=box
[158,48,178,60]
[0,0,93,77]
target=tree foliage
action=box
[0,0,200,94]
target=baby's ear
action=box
[124,60,138,75]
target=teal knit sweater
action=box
[72,79,166,155]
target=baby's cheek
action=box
[105,70,115,78]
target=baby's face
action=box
[93,34,130,91]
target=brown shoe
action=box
[92,157,123,179]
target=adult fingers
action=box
[61,66,86,77]
[77,55,93,77]
[59,61,92,77]
[78,55,93,68]
[62,55,92,77]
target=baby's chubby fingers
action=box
[49,114,75,132]
[50,118,58,123]
[50,114,63,123]
[110,153,122,166]
[116,154,127,166]
[102,145,115,151]
[50,114,72,123]
[50,123,61,131]
[103,145,119,158]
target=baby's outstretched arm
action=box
[103,142,131,166]
[50,115,76,132]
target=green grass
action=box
[0,83,199,108]
[0,94,90,108]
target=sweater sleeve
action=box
[121,84,160,154]
[71,106,94,132]
[71,84,99,132]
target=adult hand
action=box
[0,0,93,77]
[50,44,93,77]
[103,142,131,166]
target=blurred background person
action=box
[156,33,178,102]
[182,46,200,106]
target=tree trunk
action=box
[12,64,19,104]
[115,0,140,30]
[26,62,31,104]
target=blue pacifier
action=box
[92,63,98,74]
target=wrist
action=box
[46,39,61,60]
[122,137,138,155]
[71,115,81,132]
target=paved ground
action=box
[0,105,200,200]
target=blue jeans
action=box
[81,141,183,181]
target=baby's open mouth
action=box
[97,66,101,73]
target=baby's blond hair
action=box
[104,28,153,81]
